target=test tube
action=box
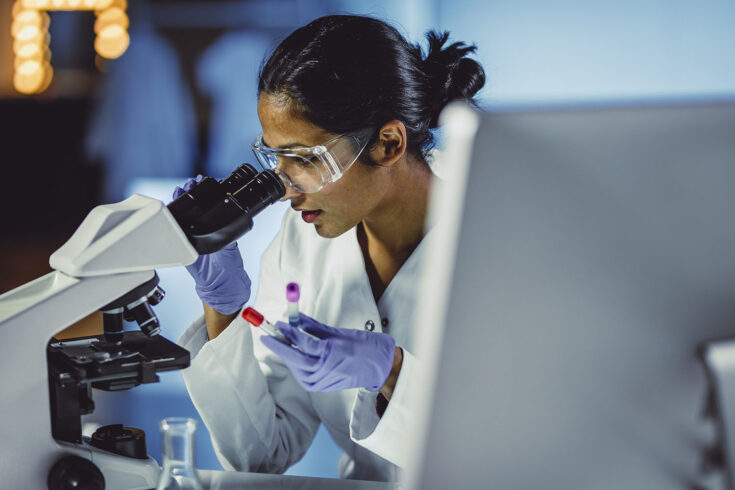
[286,282,300,327]
[285,283,320,341]
[241,307,291,345]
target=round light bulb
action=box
[99,23,124,39]
[15,24,41,41]
[94,7,128,33]
[19,0,38,10]
[17,58,41,76]
[14,59,45,94]
[14,10,42,26]
[16,42,41,59]
[13,31,49,55]
[51,0,65,8]
[95,24,129,59]
[14,43,48,68]
[11,15,43,39]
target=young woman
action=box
[177,14,485,481]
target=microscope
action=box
[0,164,285,489]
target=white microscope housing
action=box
[0,165,284,489]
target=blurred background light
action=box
[11,9,43,31]
[10,0,128,94]
[12,31,49,53]
[13,45,49,67]
[94,23,128,58]
[94,6,127,33]
[14,23,39,40]
[14,41,42,59]
[13,57,44,92]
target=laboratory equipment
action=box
[0,163,284,489]
[281,283,319,341]
[155,417,204,490]
[406,101,735,489]
[175,176,252,315]
[286,282,300,326]
[242,306,292,345]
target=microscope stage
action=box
[48,332,190,391]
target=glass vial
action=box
[155,417,204,490]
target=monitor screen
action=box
[408,101,735,490]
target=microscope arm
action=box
[0,269,159,489]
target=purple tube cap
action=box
[286,282,300,302]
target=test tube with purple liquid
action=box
[286,282,320,340]
[286,283,300,327]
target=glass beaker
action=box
[155,417,204,490]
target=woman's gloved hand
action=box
[261,313,396,392]
[172,176,251,315]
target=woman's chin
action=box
[312,220,350,239]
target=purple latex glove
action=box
[172,176,251,315]
[261,313,396,392]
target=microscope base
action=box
[55,440,160,490]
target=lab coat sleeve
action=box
[348,348,419,467]
[178,218,320,474]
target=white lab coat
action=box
[178,208,429,481]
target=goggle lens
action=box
[251,128,372,194]
[275,155,325,193]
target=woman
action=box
[177,14,485,481]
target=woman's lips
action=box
[301,210,322,223]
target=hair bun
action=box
[421,30,485,127]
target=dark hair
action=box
[258,15,485,160]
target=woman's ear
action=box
[368,120,407,167]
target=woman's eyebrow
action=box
[262,136,308,149]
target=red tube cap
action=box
[242,307,264,326]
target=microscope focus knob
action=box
[47,455,105,490]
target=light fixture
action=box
[11,0,129,95]
[94,23,129,59]
[14,59,46,94]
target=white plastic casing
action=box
[50,194,198,277]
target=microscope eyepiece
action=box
[168,166,286,255]
[221,163,259,193]
[230,168,286,216]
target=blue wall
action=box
[434,0,735,106]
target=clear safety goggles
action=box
[250,128,374,193]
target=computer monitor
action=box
[407,100,735,489]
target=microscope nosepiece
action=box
[126,301,161,337]
[148,285,165,306]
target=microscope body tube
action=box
[167,165,286,255]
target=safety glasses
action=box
[250,128,374,193]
